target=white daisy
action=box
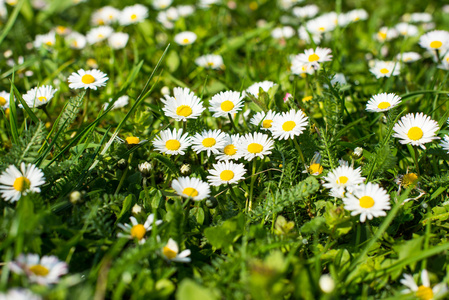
[271,26,296,39]
[0,288,42,300]
[190,129,227,156]
[117,214,162,244]
[0,163,45,202]
[343,182,391,222]
[270,109,309,140]
[396,52,421,63]
[209,90,244,118]
[207,161,246,186]
[393,112,440,149]
[68,69,108,90]
[291,55,316,76]
[171,176,210,201]
[86,26,113,44]
[370,60,401,79]
[323,165,365,198]
[119,4,148,26]
[419,30,449,52]
[162,238,191,263]
[177,5,195,17]
[0,91,11,109]
[152,0,172,10]
[195,54,224,69]
[298,26,322,44]
[375,26,399,42]
[366,93,402,113]
[160,87,205,121]
[401,269,448,300]
[409,12,432,23]
[395,22,419,37]
[250,110,279,131]
[292,5,319,19]
[236,132,274,161]
[33,31,56,48]
[55,25,71,36]
[438,53,449,70]
[91,6,120,25]
[22,85,58,108]
[345,9,368,23]
[108,32,129,49]
[9,254,68,286]
[103,95,129,110]
[305,14,337,35]
[295,47,332,69]
[156,11,176,28]
[174,31,197,45]
[65,32,87,50]
[216,134,242,161]
[153,128,191,155]
[246,81,276,98]
[440,135,449,153]
[198,0,221,9]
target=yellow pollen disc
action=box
[430,41,442,49]
[377,102,391,109]
[262,120,273,129]
[282,121,296,131]
[416,285,433,300]
[13,176,31,192]
[380,68,390,74]
[130,224,146,240]
[176,105,192,117]
[308,163,323,175]
[223,144,237,155]
[182,38,190,44]
[302,96,313,102]
[402,173,418,187]
[45,41,53,46]
[38,96,47,102]
[220,170,235,181]
[131,14,137,20]
[108,14,114,19]
[98,20,105,25]
[126,136,140,145]
[336,176,348,185]
[81,74,95,84]
[318,27,325,31]
[359,196,375,208]
[354,17,360,21]
[407,126,423,141]
[29,264,49,277]
[248,143,263,154]
[378,32,387,40]
[207,62,214,67]
[220,100,235,112]
[308,53,320,62]
[166,139,181,151]
[183,187,198,197]
[57,26,66,34]
[0,96,6,106]
[98,34,104,39]
[72,41,78,47]
[163,246,177,259]
[202,137,216,148]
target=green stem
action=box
[42,105,52,122]
[292,138,306,169]
[247,159,257,212]
[413,147,421,178]
[115,153,133,195]
[228,113,238,133]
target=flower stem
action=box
[292,138,307,169]
[247,159,257,212]
[413,146,421,178]
[115,153,133,195]
[228,113,238,133]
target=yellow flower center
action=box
[13,176,31,192]
[318,27,325,32]
[56,26,66,34]
[416,285,433,300]
[163,246,177,259]
[38,96,47,102]
[359,196,375,208]
[378,32,387,40]
[182,38,190,44]
[202,138,216,148]
[308,163,323,175]
[407,127,423,141]
[131,14,137,20]
[430,41,442,49]
[98,34,104,39]
[248,143,263,154]
[220,170,235,181]
[0,96,6,106]
[302,96,313,102]
[182,187,198,197]
[130,224,146,240]
[336,176,348,185]
[45,41,53,46]
[402,173,418,187]
[308,53,320,62]
[176,105,192,117]
[262,120,273,129]
[220,100,234,112]
[207,62,214,67]
[377,102,391,110]
[282,121,296,131]
[29,264,49,277]
[223,144,237,155]
[166,139,181,151]
[126,136,140,145]
[380,68,390,74]
[81,74,95,84]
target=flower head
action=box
[119,4,148,25]
[396,52,421,63]
[393,112,440,149]
[250,110,279,131]
[190,129,227,156]
[0,91,11,109]
[117,214,162,244]
[108,32,129,49]
[22,85,58,108]
[0,288,42,300]
[419,30,449,52]
[236,132,274,161]
[65,32,87,49]
[216,134,242,161]
[440,135,449,154]
[370,60,401,78]
[9,254,68,285]
[161,87,205,121]
[153,128,191,155]
[162,238,191,263]
[0,163,45,202]
[86,26,113,44]
[246,81,276,98]
[366,93,402,113]
[68,69,108,90]
[195,54,224,69]
[270,109,309,140]
[171,176,210,201]
[208,90,244,118]
[323,165,365,198]
[401,269,448,300]
[295,47,332,69]
[174,31,197,45]
[207,161,246,186]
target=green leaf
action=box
[176,279,219,300]
[115,194,136,225]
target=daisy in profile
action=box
[108,32,129,49]
[401,269,448,299]
[295,47,332,69]
[375,26,398,42]
[117,214,162,244]
[190,129,226,156]
[65,32,87,49]
[119,4,149,26]
[153,128,191,155]
[346,9,368,23]
[246,81,276,98]
[236,132,275,161]
[270,109,309,140]
[160,88,205,121]
[86,26,113,44]
[440,135,449,153]
[207,161,246,186]
[22,85,58,108]
[195,54,224,69]
[68,69,108,90]
[9,254,68,286]
[323,165,365,198]
[174,31,197,45]
[153,0,172,10]
[305,15,337,35]
[162,238,191,263]
[209,91,244,118]
[292,5,319,19]
[0,288,42,300]
[366,93,402,113]
[393,112,440,149]
[216,134,242,161]
[271,26,296,40]
[0,91,11,109]
[419,30,449,52]
[396,52,421,63]
[343,182,390,223]
[91,6,120,25]
[103,95,129,110]
[395,22,419,37]
[0,163,45,202]
[370,60,400,79]
[250,110,279,131]
[307,152,324,176]
[291,57,316,77]
[33,31,56,48]
[171,176,210,201]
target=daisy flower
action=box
[395,22,419,37]
[33,31,56,48]
[295,47,332,69]
[162,238,191,263]
[246,81,276,98]
[68,69,108,90]
[375,26,398,42]
[207,161,246,186]
[346,9,368,23]
[323,165,365,198]
[270,109,309,140]
[306,152,324,176]
[190,129,227,156]
[370,60,401,79]
[393,112,440,149]
[119,4,148,26]
[209,90,244,118]
[153,128,191,155]
[343,182,390,222]
[409,12,432,23]
[108,32,129,49]
[292,5,319,19]
[0,288,42,300]
[0,163,45,202]
[305,14,337,35]
[271,26,296,39]
[419,30,449,52]
[396,52,421,63]
[171,176,210,201]
[366,92,402,113]
[22,85,58,108]
[65,32,87,49]
[440,135,449,153]
[291,56,316,76]
[9,254,68,286]
[174,31,197,45]
[91,6,120,25]
[117,214,162,244]
[0,91,11,109]
[55,25,71,36]
[195,54,224,69]
[236,132,275,161]
[401,269,448,300]
[177,5,195,17]
[160,88,205,121]
[216,134,242,161]
[86,26,113,44]
[153,0,172,10]
[298,26,322,44]
[103,95,129,110]
[250,110,279,131]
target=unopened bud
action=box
[180,164,191,175]
[132,204,142,215]
[117,158,128,170]
[70,191,82,204]
[138,162,152,177]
